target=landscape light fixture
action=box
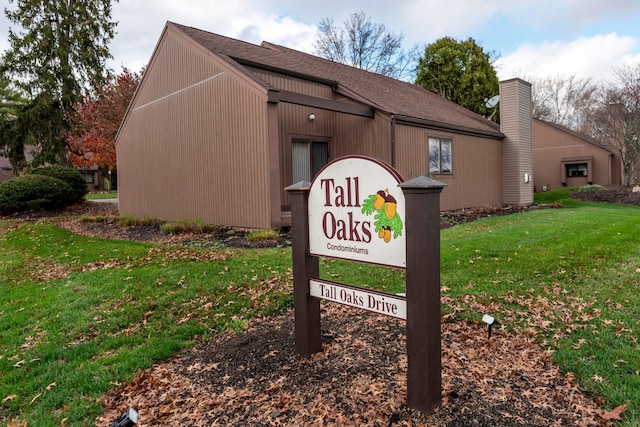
[482,314,495,339]
[111,408,138,427]
[308,113,316,122]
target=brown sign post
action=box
[286,157,445,413]
[286,180,322,358]
[400,175,446,413]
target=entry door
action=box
[292,139,329,183]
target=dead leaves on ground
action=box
[96,304,610,427]
[29,246,228,282]
[601,404,627,421]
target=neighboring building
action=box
[532,118,621,192]
[0,151,110,192]
[116,22,533,229]
[0,145,37,183]
[0,155,13,183]
[76,167,110,192]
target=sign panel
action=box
[308,156,406,268]
[309,279,406,320]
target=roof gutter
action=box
[394,114,504,140]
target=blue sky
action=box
[2,0,640,84]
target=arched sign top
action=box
[308,156,406,268]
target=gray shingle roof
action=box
[170,22,502,139]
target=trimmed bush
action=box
[30,165,88,202]
[160,219,217,234]
[247,229,280,241]
[0,175,75,214]
[575,184,605,192]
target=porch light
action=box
[308,113,316,122]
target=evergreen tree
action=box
[1,0,117,170]
[415,37,499,119]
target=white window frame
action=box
[428,137,452,175]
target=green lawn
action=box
[84,191,117,200]
[1,190,639,425]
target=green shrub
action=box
[160,219,217,234]
[575,184,605,192]
[30,165,88,202]
[79,214,110,223]
[246,229,280,241]
[118,215,163,227]
[0,175,75,214]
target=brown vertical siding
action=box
[395,125,502,211]
[532,120,619,191]
[249,68,334,98]
[276,103,392,209]
[117,29,274,229]
[500,79,534,205]
[118,24,517,229]
[245,68,394,213]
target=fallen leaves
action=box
[146,247,228,263]
[27,393,41,405]
[12,360,26,368]
[2,394,17,403]
[96,304,609,426]
[601,404,627,421]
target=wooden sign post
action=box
[400,175,446,413]
[286,156,445,413]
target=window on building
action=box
[83,173,94,183]
[429,137,452,174]
[292,140,329,183]
[566,163,587,177]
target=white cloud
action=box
[2,0,640,84]
[495,33,639,82]
[226,15,317,52]
[108,0,317,71]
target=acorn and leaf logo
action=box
[361,189,403,243]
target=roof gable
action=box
[169,22,502,139]
[534,118,615,154]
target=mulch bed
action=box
[570,186,640,205]
[95,304,608,426]
[50,202,561,248]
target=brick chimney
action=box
[499,78,534,206]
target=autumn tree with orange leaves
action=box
[66,67,141,176]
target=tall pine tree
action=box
[1,0,117,170]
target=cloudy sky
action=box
[2,0,640,83]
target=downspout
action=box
[391,116,397,168]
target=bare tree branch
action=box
[314,11,418,81]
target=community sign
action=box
[308,156,406,268]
